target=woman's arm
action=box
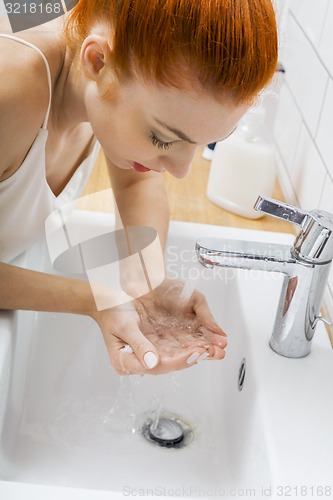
[0,261,164,372]
[0,262,94,314]
[106,156,170,294]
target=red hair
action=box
[65,0,278,104]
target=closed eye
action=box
[150,132,174,151]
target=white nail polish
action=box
[197,352,210,362]
[120,345,133,353]
[186,352,200,364]
[144,351,158,369]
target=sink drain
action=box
[141,414,193,449]
[148,417,184,446]
[238,358,246,391]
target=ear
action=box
[80,34,111,82]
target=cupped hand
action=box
[91,279,227,375]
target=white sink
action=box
[0,215,333,500]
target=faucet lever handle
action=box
[255,195,333,263]
[254,196,309,227]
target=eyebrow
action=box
[154,118,238,145]
[154,119,197,144]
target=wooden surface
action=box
[82,147,294,234]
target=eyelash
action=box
[150,132,174,151]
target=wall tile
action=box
[281,14,328,136]
[274,83,302,172]
[316,78,333,179]
[319,178,333,308]
[273,0,291,33]
[274,2,333,323]
[319,2,333,78]
[275,148,298,205]
[319,174,333,216]
[323,288,333,329]
[288,0,302,17]
[290,0,328,49]
[291,125,326,210]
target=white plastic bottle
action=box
[206,106,276,219]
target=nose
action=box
[160,145,198,178]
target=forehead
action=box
[124,79,249,144]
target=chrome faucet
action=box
[196,196,333,358]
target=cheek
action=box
[87,97,154,160]
[111,123,153,160]
[94,118,151,163]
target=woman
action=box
[0,0,278,375]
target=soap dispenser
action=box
[206,103,276,219]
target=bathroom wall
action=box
[273,0,333,327]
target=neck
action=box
[51,45,89,132]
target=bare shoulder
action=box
[0,31,50,178]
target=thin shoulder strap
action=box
[0,34,52,129]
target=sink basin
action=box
[1,214,333,499]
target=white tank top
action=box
[0,34,100,264]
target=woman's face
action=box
[85,77,248,178]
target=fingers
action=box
[199,328,227,349]
[158,347,209,373]
[112,341,226,375]
[102,315,160,374]
[123,328,160,370]
[180,326,227,359]
[112,345,200,375]
[117,344,145,375]
[109,343,157,376]
[191,291,228,337]
[106,325,160,374]
[111,339,220,376]
[140,345,210,375]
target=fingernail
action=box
[197,352,210,362]
[186,352,200,364]
[144,351,158,369]
[120,345,133,353]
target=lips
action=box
[132,162,151,173]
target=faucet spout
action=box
[195,196,333,358]
[196,238,319,357]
